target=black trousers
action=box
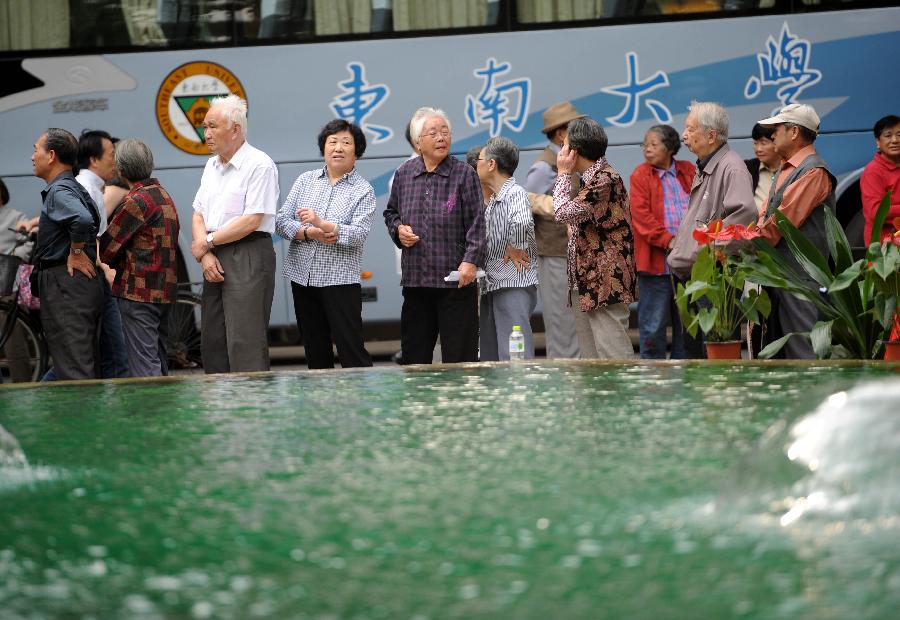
[39,265,104,380]
[117,298,170,377]
[291,282,372,369]
[400,286,479,364]
[671,275,708,359]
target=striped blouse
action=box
[482,177,539,294]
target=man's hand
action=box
[556,145,577,174]
[457,261,477,288]
[503,246,530,272]
[17,217,39,235]
[67,250,96,279]
[191,238,209,261]
[398,224,420,248]
[306,226,338,245]
[200,252,225,283]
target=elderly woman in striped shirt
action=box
[475,136,539,360]
[275,119,375,369]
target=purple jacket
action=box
[384,155,486,288]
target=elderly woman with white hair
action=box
[383,106,486,364]
[100,139,180,377]
[475,136,539,360]
[190,94,279,374]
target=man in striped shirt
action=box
[476,137,539,360]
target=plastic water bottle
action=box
[509,325,525,361]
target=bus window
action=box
[515,0,605,23]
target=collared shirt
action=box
[100,178,180,303]
[754,163,776,213]
[0,206,33,260]
[482,177,538,294]
[696,143,725,172]
[523,143,560,195]
[861,151,900,244]
[656,163,690,275]
[75,168,108,235]
[275,166,375,287]
[757,145,830,246]
[35,170,99,263]
[192,141,279,234]
[383,155,486,288]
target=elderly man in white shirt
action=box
[191,94,279,373]
[276,119,375,369]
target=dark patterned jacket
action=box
[553,159,637,312]
[100,178,180,303]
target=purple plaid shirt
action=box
[383,155,486,288]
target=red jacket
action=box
[860,152,900,244]
[629,160,696,274]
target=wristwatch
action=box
[206,232,215,250]
[72,247,83,255]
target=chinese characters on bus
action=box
[331,62,393,144]
[602,52,672,127]
[744,23,822,110]
[464,57,531,137]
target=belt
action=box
[39,258,68,269]
[211,231,271,249]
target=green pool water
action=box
[1,362,899,619]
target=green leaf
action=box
[758,333,794,359]
[809,320,834,359]
[870,191,892,244]
[828,260,865,293]
[824,206,854,273]
[774,211,833,287]
[697,307,717,335]
[874,294,898,331]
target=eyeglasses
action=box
[422,129,451,140]
[641,142,663,149]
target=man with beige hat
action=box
[524,101,586,359]
[755,102,836,359]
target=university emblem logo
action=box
[155,62,247,155]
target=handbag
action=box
[17,264,40,310]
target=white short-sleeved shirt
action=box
[192,141,279,233]
[75,168,108,236]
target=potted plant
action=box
[675,220,771,359]
[739,193,898,359]
[868,208,900,360]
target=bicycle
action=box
[0,229,49,383]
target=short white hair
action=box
[689,100,729,144]
[209,94,248,137]
[409,107,451,144]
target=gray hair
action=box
[209,94,248,137]
[409,106,451,144]
[567,118,608,161]
[646,124,681,157]
[115,138,154,182]
[689,101,729,144]
[483,136,519,176]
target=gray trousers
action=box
[774,289,818,359]
[39,265,104,380]
[574,299,635,360]
[201,235,276,374]
[479,285,538,361]
[117,298,170,377]
[537,255,580,359]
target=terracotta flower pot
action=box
[884,341,900,361]
[706,340,742,360]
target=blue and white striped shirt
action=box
[275,166,375,287]
[482,177,539,294]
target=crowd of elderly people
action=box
[17,94,889,382]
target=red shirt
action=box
[860,152,900,244]
[629,160,695,274]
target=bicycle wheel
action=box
[0,301,48,383]
[166,292,202,369]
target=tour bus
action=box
[1,0,897,349]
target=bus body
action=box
[1,4,897,337]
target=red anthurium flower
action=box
[693,219,725,245]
